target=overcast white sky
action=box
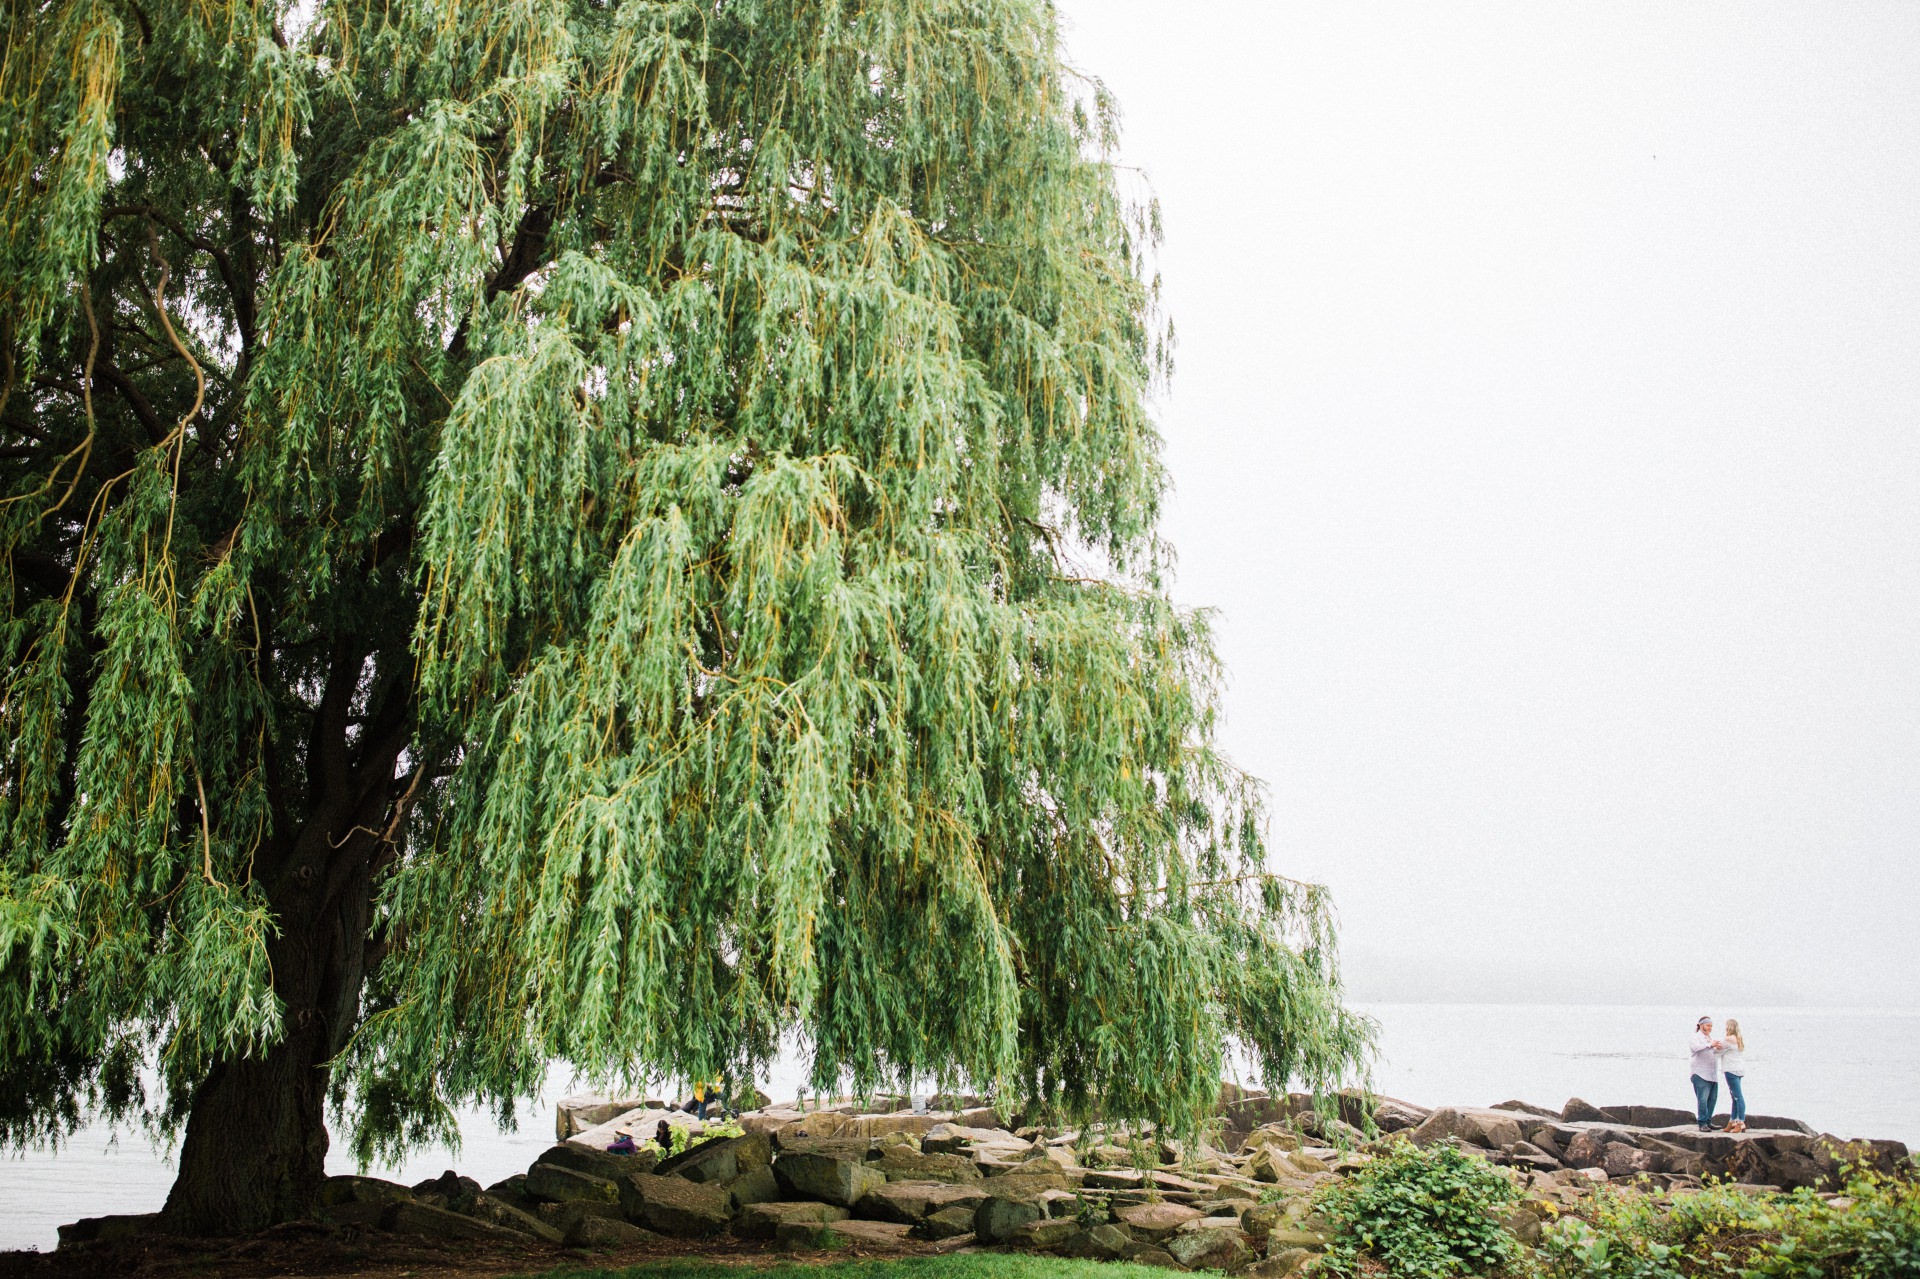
[1056,1,1920,1006]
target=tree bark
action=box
[158,1020,335,1235]
[160,811,384,1234]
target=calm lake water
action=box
[3,1002,1914,1253]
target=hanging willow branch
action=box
[0,0,1373,1183]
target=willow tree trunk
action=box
[160,818,382,1234]
[159,1023,335,1234]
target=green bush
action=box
[1540,1170,1920,1279]
[1314,1140,1521,1279]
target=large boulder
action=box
[1562,1098,1623,1124]
[727,1163,781,1210]
[319,1175,412,1206]
[735,1200,851,1239]
[537,1141,658,1181]
[774,1150,887,1206]
[536,1199,625,1235]
[1058,1223,1134,1260]
[916,1203,980,1240]
[412,1170,483,1210]
[855,1180,990,1224]
[524,1161,621,1206]
[463,1193,565,1242]
[617,1172,732,1236]
[921,1123,1019,1155]
[1410,1107,1526,1148]
[654,1130,771,1184]
[816,1219,916,1248]
[1010,1218,1081,1250]
[1599,1143,1659,1179]
[566,1215,656,1247]
[875,1145,983,1183]
[839,1113,945,1140]
[1168,1222,1252,1270]
[55,1215,160,1246]
[556,1094,656,1139]
[387,1201,530,1242]
[1373,1096,1434,1133]
[571,1106,700,1152]
[1242,1125,1305,1155]
[1113,1200,1204,1240]
[973,1193,1045,1243]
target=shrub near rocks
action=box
[1314,1140,1521,1279]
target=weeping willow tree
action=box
[0,0,1372,1236]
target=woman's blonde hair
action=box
[1725,1018,1745,1051]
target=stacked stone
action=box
[293,1088,1911,1275]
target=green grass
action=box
[516,1258,1170,1279]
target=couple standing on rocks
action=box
[1688,1015,1750,1133]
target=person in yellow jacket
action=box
[689,1079,727,1120]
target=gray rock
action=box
[916,1203,980,1240]
[728,1163,781,1210]
[655,1130,772,1184]
[1057,1222,1134,1260]
[1456,1110,1524,1148]
[1501,1207,1543,1246]
[774,1150,887,1206]
[1113,1200,1204,1239]
[817,1218,916,1247]
[318,1175,412,1206]
[974,1194,1045,1242]
[1167,1223,1251,1270]
[556,1093,654,1139]
[1373,1097,1433,1133]
[875,1145,984,1183]
[1123,1242,1184,1268]
[921,1123,1018,1155]
[1562,1098,1622,1124]
[412,1170,482,1209]
[1010,1217,1080,1249]
[56,1215,160,1247]
[617,1171,731,1236]
[735,1200,850,1239]
[855,1180,990,1224]
[535,1199,625,1234]
[537,1141,658,1181]
[1248,1249,1314,1277]
[565,1214,656,1247]
[463,1192,564,1242]
[525,1161,620,1205]
[387,1201,530,1242]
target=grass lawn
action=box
[520,1258,1175,1279]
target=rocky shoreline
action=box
[47,1087,1915,1275]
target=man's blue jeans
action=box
[1725,1073,1746,1123]
[1691,1073,1719,1127]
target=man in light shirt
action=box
[1689,1015,1724,1131]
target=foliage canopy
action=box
[0,0,1371,1228]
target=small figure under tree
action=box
[0,0,1372,1235]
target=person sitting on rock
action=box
[1689,1015,1724,1131]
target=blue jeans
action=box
[1725,1073,1745,1123]
[1691,1074,1719,1127]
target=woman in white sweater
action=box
[1718,1019,1748,1132]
